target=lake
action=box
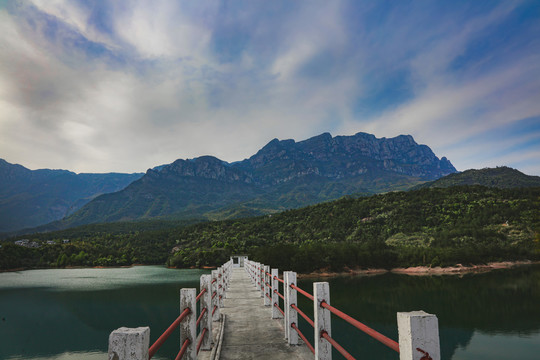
[1,265,539,359]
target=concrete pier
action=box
[203,267,312,360]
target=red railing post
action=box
[314,282,332,360]
[199,275,212,350]
[264,265,271,306]
[211,270,220,321]
[397,311,440,360]
[285,271,298,345]
[271,268,282,319]
[180,288,196,360]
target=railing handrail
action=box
[242,259,439,360]
[320,299,399,352]
[148,307,191,358]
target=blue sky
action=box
[0,0,539,175]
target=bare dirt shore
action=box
[299,260,540,278]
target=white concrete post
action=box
[314,282,332,360]
[211,270,220,321]
[283,271,290,340]
[258,263,264,297]
[264,265,271,306]
[180,288,196,360]
[218,267,224,308]
[285,271,298,345]
[200,275,212,349]
[397,311,440,360]
[108,327,149,360]
[271,268,282,319]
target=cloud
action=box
[0,0,539,175]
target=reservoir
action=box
[1,265,539,359]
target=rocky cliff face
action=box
[148,156,253,184]
[238,132,456,184]
[52,131,456,229]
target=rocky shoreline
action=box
[299,260,540,278]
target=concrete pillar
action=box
[264,265,271,306]
[180,288,196,360]
[283,271,289,340]
[259,263,264,297]
[285,271,298,345]
[314,282,331,360]
[218,267,224,308]
[211,270,220,321]
[200,275,212,349]
[108,327,149,360]
[271,268,282,319]
[398,311,440,360]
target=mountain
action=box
[58,132,455,228]
[412,167,540,189]
[0,159,143,232]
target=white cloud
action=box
[0,1,539,176]
[112,1,217,61]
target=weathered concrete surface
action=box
[212,268,312,360]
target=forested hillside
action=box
[414,167,540,189]
[1,186,539,272]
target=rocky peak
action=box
[152,156,252,183]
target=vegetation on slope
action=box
[1,186,539,272]
[413,166,540,189]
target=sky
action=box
[0,0,539,175]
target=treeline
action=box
[1,186,539,271]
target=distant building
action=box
[63,239,70,244]
[46,240,56,245]
[14,239,40,248]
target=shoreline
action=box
[2,260,539,276]
[298,260,540,278]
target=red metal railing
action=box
[149,283,213,359]
[320,300,399,352]
[244,260,435,360]
[292,322,315,354]
[288,277,401,359]
[321,331,355,359]
[175,339,190,360]
[196,328,209,354]
[195,287,207,302]
[148,308,190,358]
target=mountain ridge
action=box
[0,159,143,232]
[56,131,456,229]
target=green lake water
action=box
[1,265,539,359]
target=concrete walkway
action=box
[212,267,312,360]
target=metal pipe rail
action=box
[243,258,440,360]
[108,258,234,360]
[320,300,399,353]
[148,308,191,358]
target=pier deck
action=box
[202,267,311,360]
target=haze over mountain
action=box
[61,132,456,228]
[0,159,142,233]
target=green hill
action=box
[3,186,538,272]
[413,167,540,190]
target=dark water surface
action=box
[1,265,539,359]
